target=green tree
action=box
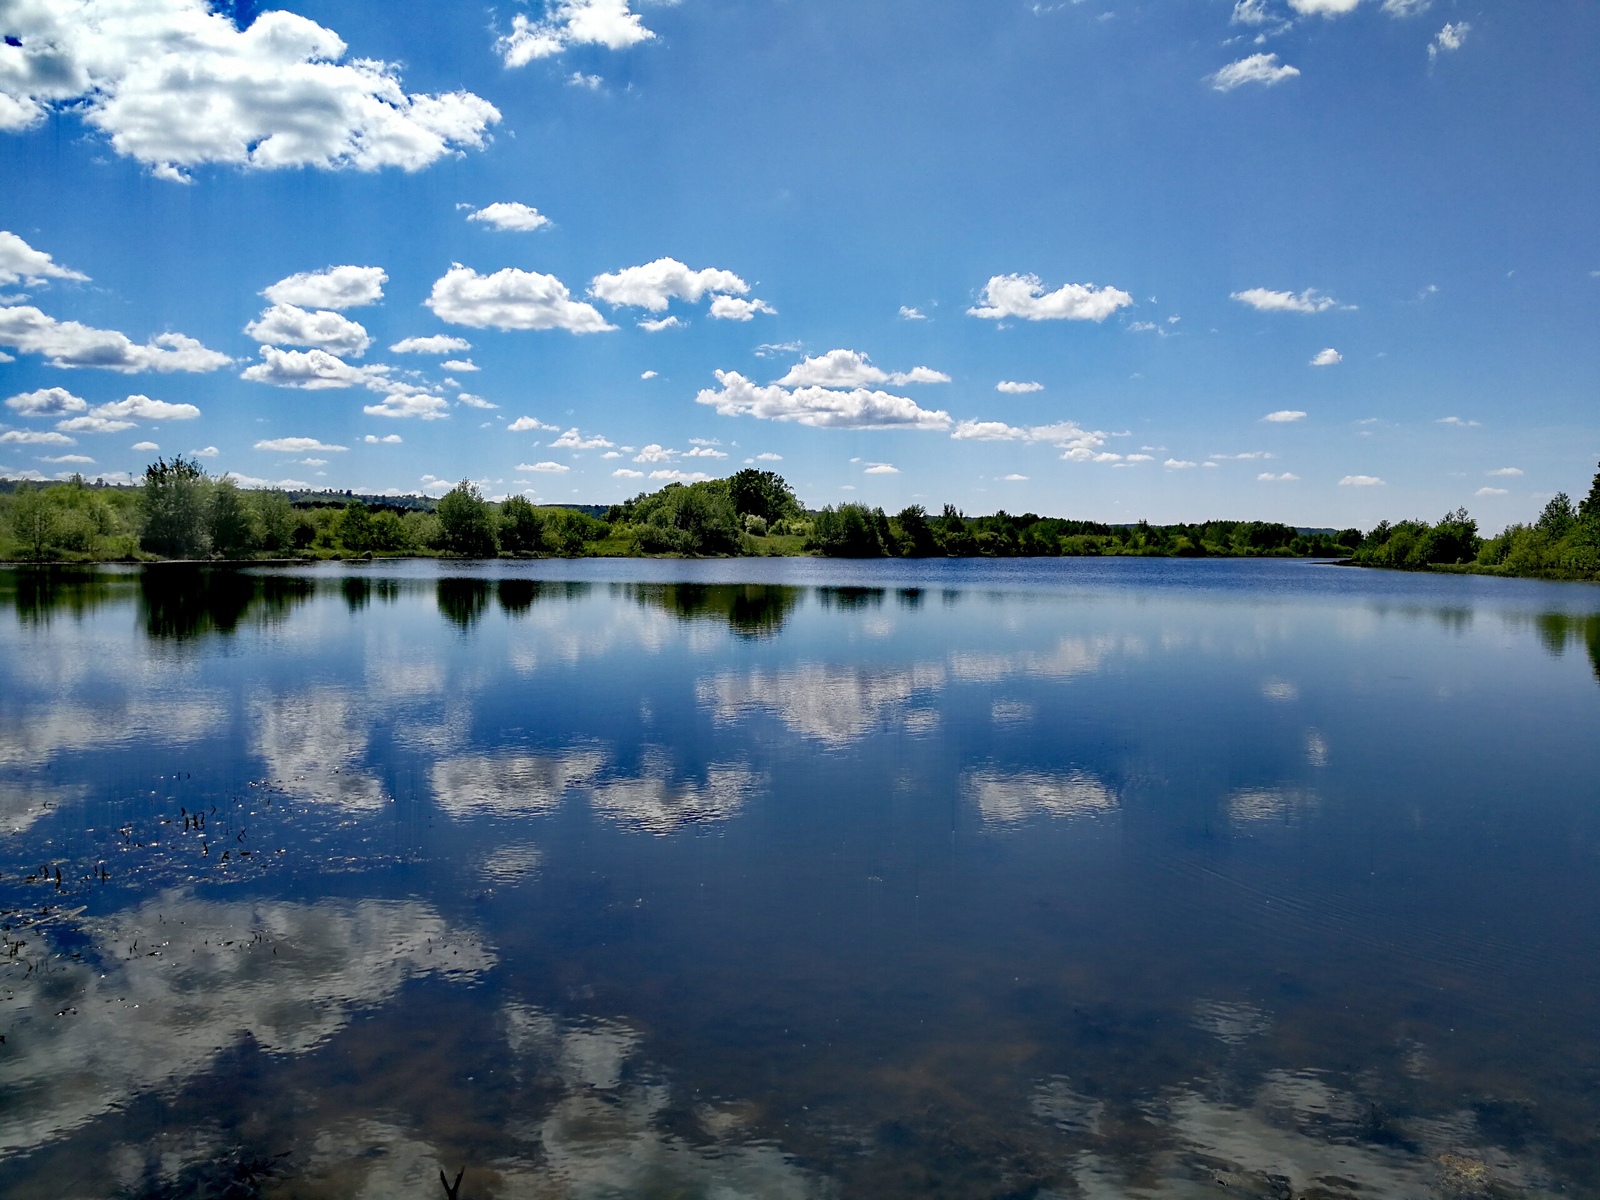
[10,485,58,561]
[807,503,890,557]
[1538,493,1576,539]
[727,469,800,524]
[1580,462,1600,523]
[252,489,297,552]
[498,496,546,554]
[140,456,211,558]
[891,505,940,556]
[436,480,499,557]
[209,478,260,558]
[336,501,375,552]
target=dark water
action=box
[1,559,1598,1199]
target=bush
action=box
[807,503,891,557]
[209,478,260,558]
[253,489,296,552]
[436,481,499,557]
[499,496,546,554]
[140,457,211,558]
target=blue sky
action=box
[0,0,1594,527]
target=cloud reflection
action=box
[251,689,386,808]
[431,750,605,817]
[588,750,758,834]
[966,768,1117,823]
[698,663,945,745]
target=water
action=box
[1,558,1598,1199]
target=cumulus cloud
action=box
[550,427,614,450]
[497,1,656,66]
[1310,347,1342,366]
[364,434,402,444]
[241,346,388,390]
[685,446,726,459]
[968,274,1132,322]
[466,202,551,232]
[1476,486,1507,496]
[996,380,1043,393]
[0,232,88,286]
[1436,415,1480,427]
[1232,287,1342,313]
[640,370,658,380]
[1339,474,1385,486]
[86,394,199,421]
[1429,22,1470,58]
[950,418,1110,460]
[131,440,159,451]
[1486,467,1522,477]
[0,429,74,445]
[1258,471,1300,481]
[1263,409,1307,422]
[5,387,88,416]
[255,437,347,453]
[709,295,776,321]
[1165,458,1198,469]
[898,306,927,320]
[612,468,645,478]
[520,461,569,472]
[245,303,371,357]
[755,452,782,461]
[390,334,470,355]
[649,469,714,483]
[1382,0,1431,14]
[639,316,683,331]
[1002,473,1028,481]
[1288,0,1362,15]
[362,386,449,420]
[263,266,386,309]
[1211,54,1301,91]
[864,462,898,474]
[426,265,613,333]
[0,305,230,372]
[695,370,952,431]
[55,415,134,433]
[775,349,949,389]
[1231,0,1276,24]
[456,392,495,410]
[0,1,499,178]
[508,415,559,433]
[632,444,675,462]
[589,259,748,311]
[40,453,93,463]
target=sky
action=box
[0,0,1595,528]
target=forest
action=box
[0,457,1596,581]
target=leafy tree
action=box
[498,496,546,554]
[1580,462,1600,523]
[1537,493,1576,538]
[209,478,260,557]
[10,485,58,560]
[436,480,499,557]
[140,456,211,558]
[727,469,800,524]
[252,489,297,552]
[1427,507,1480,565]
[807,503,890,556]
[892,505,941,556]
[336,501,375,552]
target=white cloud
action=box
[775,349,949,388]
[241,346,389,390]
[508,415,559,433]
[1231,0,1275,24]
[649,469,714,483]
[191,445,219,457]
[968,274,1132,322]
[640,370,658,379]
[1232,287,1341,313]
[520,461,570,473]
[40,453,94,463]
[362,386,450,420]
[497,1,656,66]
[755,452,782,461]
[612,468,645,478]
[1339,474,1385,486]
[1258,471,1300,481]
[709,295,776,321]
[898,306,927,320]
[1429,22,1470,58]
[1209,451,1275,460]
[0,2,499,177]
[0,305,230,372]
[950,418,1111,461]
[1476,486,1507,496]
[0,232,88,286]
[466,202,551,232]
[6,387,88,416]
[245,303,371,357]
[55,416,134,433]
[590,258,748,311]
[996,380,1043,394]
[864,463,898,474]
[389,334,470,355]
[441,359,478,373]
[1165,458,1198,469]
[1486,467,1522,477]
[456,392,496,409]
[1382,0,1431,15]
[1263,409,1308,422]
[1211,54,1301,92]
[254,437,347,453]
[568,71,603,90]
[685,446,727,458]
[1287,0,1361,15]
[131,440,159,451]
[1309,347,1342,366]
[264,265,386,310]
[0,429,74,445]
[1001,473,1028,481]
[1436,416,1480,427]
[695,370,952,431]
[426,265,613,333]
[753,341,803,357]
[364,434,403,444]
[88,394,200,421]
[639,316,684,331]
[633,444,675,463]
[550,427,614,450]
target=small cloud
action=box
[254,437,348,453]
[709,295,777,321]
[568,72,603,90]
[1263,410,1307,422]
[686,446,727,459]
[364,434,403,444]
[639,316,684,332]
[640,370,658,380]
[40,453,95,464]
[1310,347,1342,366]
[753,342,803,358]
[996,380,1044,394]
[390,335,472,355]
[1475,486,1508,496]
[864,463,898,474]
[466,202,551,232]
[1429,21,1470,60]
[508,416,559,432]
[612,468,645,478]
[1382,0,1432,15]
[898,306,927,320]
[1210,53,1300,92]
[1001,473,1029,482]
[1486,467,1522,477]
[1258,472,1300,481]
[551,428,614,451]
[1436,416,1480,427]
[1233,288,1343,314]
[518,461,570,473]
[457,392,498,409]
[441,359,478,372]
[1339,475,1385,487]
[688,438,721,446]
[192,446,220,458]
[1127,321,1157,333]
[649,469,714,483]
[1165,458,1198,469]
[131,440,159,451]
[755,452,782,461]
[633,443,675,463]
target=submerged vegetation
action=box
[2,458,1598,581]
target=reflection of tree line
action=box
[1531,613,1600,682]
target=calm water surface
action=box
[1,558,1598,1199]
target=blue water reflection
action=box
[1,559,1597,1198]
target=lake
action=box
[1,558,1598,1199]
